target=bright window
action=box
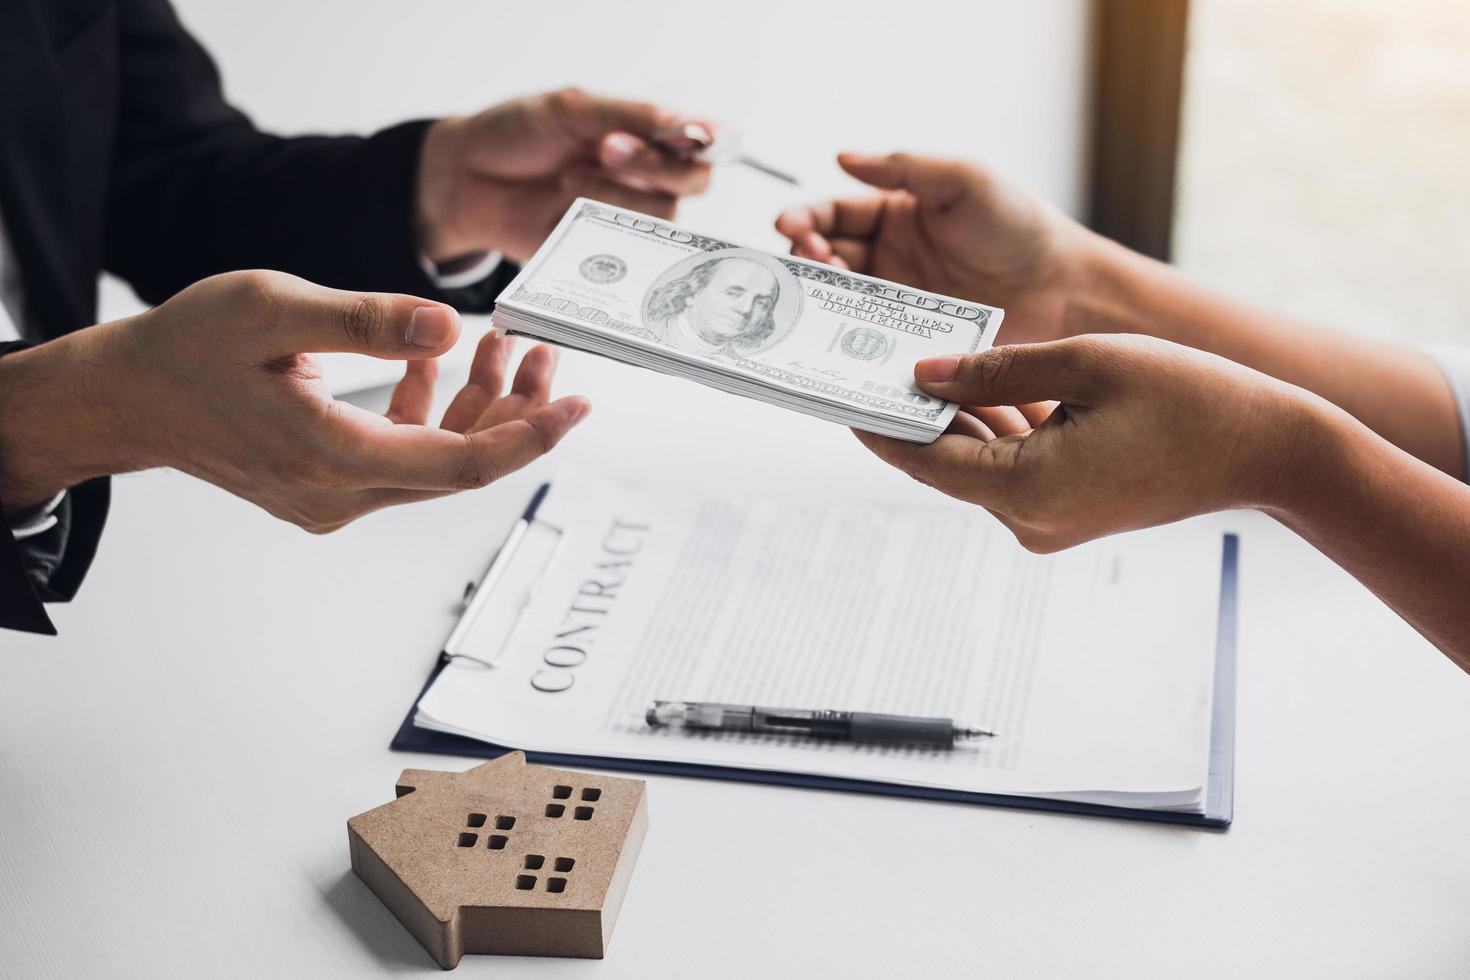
[1173,0,1470,345]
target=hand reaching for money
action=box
[0,270,587,531]
[775,153,1097,346]
[417,88,712,265]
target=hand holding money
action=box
[856,335,1313,554]
[492,200,1004,442]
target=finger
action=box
[599,133,712,197]
[1016,401,1059,428]
[790,230,834,263]
[837,152,974,208]
[385,358,439,425]
[468,344,561,431]
[509,344,558,403]
[829,197,889,237]
[852,428,1016,506]
[775,205,819,241]
[948,411,996,441]
[966,404,1030,438]
[785,231,864,272]
[439,331,514,433]
[776,196,885,241]
[548,88,676,140]
[353,486,453,513]
[561,170,676,219]
[828,238,869,272]
[345,396,591,492]
[235,271,462,359]
[913,340,1101,407]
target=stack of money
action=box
[491,199,1005,443]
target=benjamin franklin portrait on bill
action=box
[642,249,799,356]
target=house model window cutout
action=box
[347,752,648,967]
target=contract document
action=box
[414,475,1229,814]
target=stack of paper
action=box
[413,475,1229,816]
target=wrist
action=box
[1248,385,1361,519]
[1057,229,1139,338]
[416,116,483,264]
[1063,228,1214,348]
[0,323,144,511]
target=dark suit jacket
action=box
[0,0,514,634]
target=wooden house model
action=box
[348,753,648,967]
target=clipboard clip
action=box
[441,483,563,669]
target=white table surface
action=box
[3,347,1469,979]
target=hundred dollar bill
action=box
[491,199,1005,442]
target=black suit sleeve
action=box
[103,0,513,310]
[0,342,110,636]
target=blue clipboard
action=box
[391,484,1238,829]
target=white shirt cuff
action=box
[7,490,65,541]
[419,251,504,291]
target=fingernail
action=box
[915,355,961,382]
[407,306,457,349]
[602,133,640,167]
[567,398,592,423]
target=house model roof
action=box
[347,752,648,967]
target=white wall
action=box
[100,0,1095,389]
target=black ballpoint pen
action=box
[645,700,994,749]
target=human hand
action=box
[0,271,586,531]
[854,336,1318,552]
[417,88,713,264]
[775,152,1100,346]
